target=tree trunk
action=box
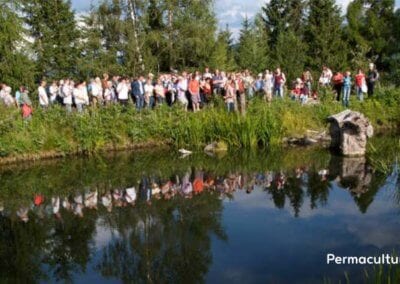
[127,0,145,73]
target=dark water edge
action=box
[0,138,399,283]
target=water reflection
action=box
[0,146,397,283]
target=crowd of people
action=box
[0,63,380,119]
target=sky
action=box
[72,0,400,39]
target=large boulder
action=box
[327,110,373,156]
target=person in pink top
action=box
[355,69,366,101]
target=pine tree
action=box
[236,16,269,73]
[274,31,307,83]
[262,0,305,48]
[0,1,35,89]
[305,0,348,71]
[22,0,80,79]
[209,26,236,71]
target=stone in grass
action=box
[204,141,228,153]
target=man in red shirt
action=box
[332,71,344,102]
[355,69,366,101]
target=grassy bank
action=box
[0,87,399,161]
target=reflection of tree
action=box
[0,214,48,282]
[285,176,304,217]
[42,209,97,282]
[307,171,331,210]
[96,193,227,283]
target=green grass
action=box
[0,86,400,159]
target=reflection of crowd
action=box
[0,167,334,223]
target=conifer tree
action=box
[305,0,348,71]
[236,16,269,73]
[209,26,236,71]
[22,0,79,79]
[274,31,307,83]
[0,0,35,89]
[262,0,306,48]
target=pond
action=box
[0,139,399,283]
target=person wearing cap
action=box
[367,63,379,97]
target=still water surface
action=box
[0,142,399,283]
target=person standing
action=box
[236,73,246,115]
[243,70,254,99]
[302,70,313,96]
[319,65,333,87]
[144,78,155,109]
[49,81,59,105]
[177,76,188,111]
[117,77,130,107]
[20,87,33,120]
[342,71,352,107]
[224,78,235,112]
[132,76,145,111]
[332,71,344,102]
[91,77,103,107]
[263,70,274,102]
[274,68,286,98]
[15,86,24,108]
[38,80,49,109]
[367,63,379,98]
[154,79,166,106]
[188,74,200,112]
[212,69,224,96]
[355,69,366,101]
[63,79,73,113]
[73,81,86,113]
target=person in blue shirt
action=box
[254,73,264,95]
[15,86,24,108]
[342,71,352,107]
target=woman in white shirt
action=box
[263,70,274,102]
[63,79,73,112]
[154,79,165,105]
[144,78,155,108]
[103,81,113,105]
[49,81,58,105]
[117,78,130,106]
[176,76,188,111]
[73,81,87,113]
[91,77,103,107]
[38,80,49,108]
